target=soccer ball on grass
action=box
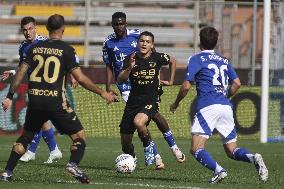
[115,154,136,173]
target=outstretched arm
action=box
[2,63,28,111]
[71,67,118,103]
[170,80,191,113]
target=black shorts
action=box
[24,107,83,135]
[119,101,159,134]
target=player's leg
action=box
[217,104,267,182]
[223,142,268,182]
[1,109,46,181]
[152,112,185,163]
[42,121,62,164]
[134,112,164,169]
[120,133,136,159]
[191,135,227,184]
[19,131,42,162]
[0,130,35,181]
[52,109,90,184]
[191,105,227,183]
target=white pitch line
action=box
[56,180,205,189]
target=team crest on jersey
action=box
[149,62,156,67]
[131,41,137,47]
[114,46,119,51]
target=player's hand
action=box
[129,53,136,70]
[107,88,119,96]
[170,102,179,113]
[160,80,173,86]
[2,98,12,112]
[71,79,79,88]
[101,91,119,104]
[70,74,79,88]
[1,70,15,81]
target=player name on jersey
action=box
[32,47,63,56]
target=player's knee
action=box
[14,135,33,155]
[133,118,144,129]
[70,138,86,152]
[13,143,26,155]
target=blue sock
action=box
[42,128,57,151]
[28,131,42,153]
[150,141,158,156]
[233,148,253,163]
[163,129,176,147]
[193,148,217,171]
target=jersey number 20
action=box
[208,64,228,88]
[30,55,60,83]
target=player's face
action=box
[22,22,36,42]
[138,35,154,56]
[112,18,127,38]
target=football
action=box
[115,154,136,173]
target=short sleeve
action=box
[185,56,201,82]
[227,63,238,82]
[102,41,111,65]
[156,52,170,66]
[64,47,80,72]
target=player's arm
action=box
[1,47,23,81]
[117,54,135,83]
[161,56,176,86]
[106,63,117,95]
[170,80,191,113]
[1,70,16,81]
[71,67,118,103]
[228,77,241,98]
[2,63,29,111]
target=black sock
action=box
[139,134,151,147]
[5,151,21,172]
[69,138,86,164]
[122,143,136,158]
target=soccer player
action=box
[0,14,117,183]
[170,26,268,183]
[1,16,63,164]
[103,12,185,168]
[117,31,177,169]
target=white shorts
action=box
[191,104,237,144]
[121,91,130,103]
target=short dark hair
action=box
[112,12,126,20]
[21,16,36,27]
[139,31,154,42]
[46,14,64,32]
[199,26,219,50]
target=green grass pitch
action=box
[0,136,283,189]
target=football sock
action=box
[193,148,217,171]
[140,134,151,147]
[28,131,42,153]
[5,151,21,172]
[42,128,57,151]
[151,141,158,156]
[122,143,136,158]
[233,148,254,163]
[69,138,86,164]
[163,129,176,147]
